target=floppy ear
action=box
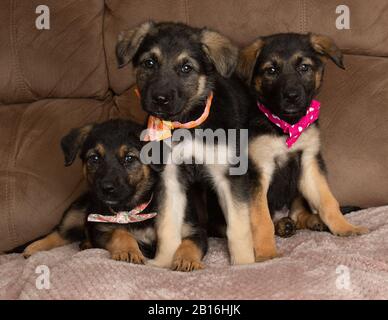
[116,21,154,68]
[200,29,239,78]
[61,125,93,167]
[236,38,264,85]
[310,33,345,69]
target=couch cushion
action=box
[104,0,388,94]
[319,55,388,208]
[305,0,388,57]
[0,98,114,252]
[104,0,301,94]
[0,0,109,104]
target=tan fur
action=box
[95,144,105,157]
[139,46,163,64]
[299,159,368,236]
[201,30,238,77]
[237,38,264,84]
[117,21,153,67]
[250,185,278,262]
[106,229,145,264]
[315,71,322,90]
[310,33,343,68]
[290,197,325,230]
[254,76,263,94]
[172,239,204,272]
[23,232,69,258]
[176,51,200,71]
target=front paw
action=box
[275,217,296,238]
[331,224,369,237]
[306,215,328,232]
[172,257,204,272]
[254,243,279,263]
[111,250,145,264]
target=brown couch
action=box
[1,0,387,253]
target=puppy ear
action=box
[236,38,264,85]
[200,29,238,78]
[61,125,93,167]
[116,21,154,68]
[310,33,345,69]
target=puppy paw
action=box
[23,245,37,259]
[23,241,46,258]
[254,244,279,263]
[172,257,204,272]
[275,217,296,238]
[111,250,145,264]
[331,224,369,237]
[307,215,328,232]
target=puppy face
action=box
[61,120,158,209]
[116,22,238,121]
[237,33,344,124]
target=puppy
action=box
[237,33,368,260]
[23,119,160,264]
[116,22,255,269]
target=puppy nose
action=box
[152,95,170,106]
[101,182,115,194]
[285,91,300,102]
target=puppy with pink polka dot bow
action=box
[237,33,368,262]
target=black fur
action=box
[23,120,162,259]
[117,21,253,266]
[239,33,347,231]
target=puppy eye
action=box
[88,154,100,165]
[143,58,156,69]
[181,64,193,74]
[123,155,134,165]
[265,67,277,75]
[299,64,311,72]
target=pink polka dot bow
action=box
[257,100,321,148]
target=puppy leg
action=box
[250,180,278,261]
[23,231,69,258]
[172,234,206,272]
[211,167,255,265]
[290,197,327,232]
[300,157,368,236]
[106,229,145,264]
[23,206,87,258]
[149,164,186,268]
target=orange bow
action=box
[135,88,214,141]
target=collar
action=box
[135,88,214,141]
[257,100,321,148]
[87,194,156,224]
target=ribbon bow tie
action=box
[135,88,214,142]
[87,195,157,224]
[257,100,321,148]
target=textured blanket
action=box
[1,206,388,300]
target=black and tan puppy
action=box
[23,120,157,263]
[116,22,255,269]
[23,119,200,267]
[237,33,368,260]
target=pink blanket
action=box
[1,206,388,300]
